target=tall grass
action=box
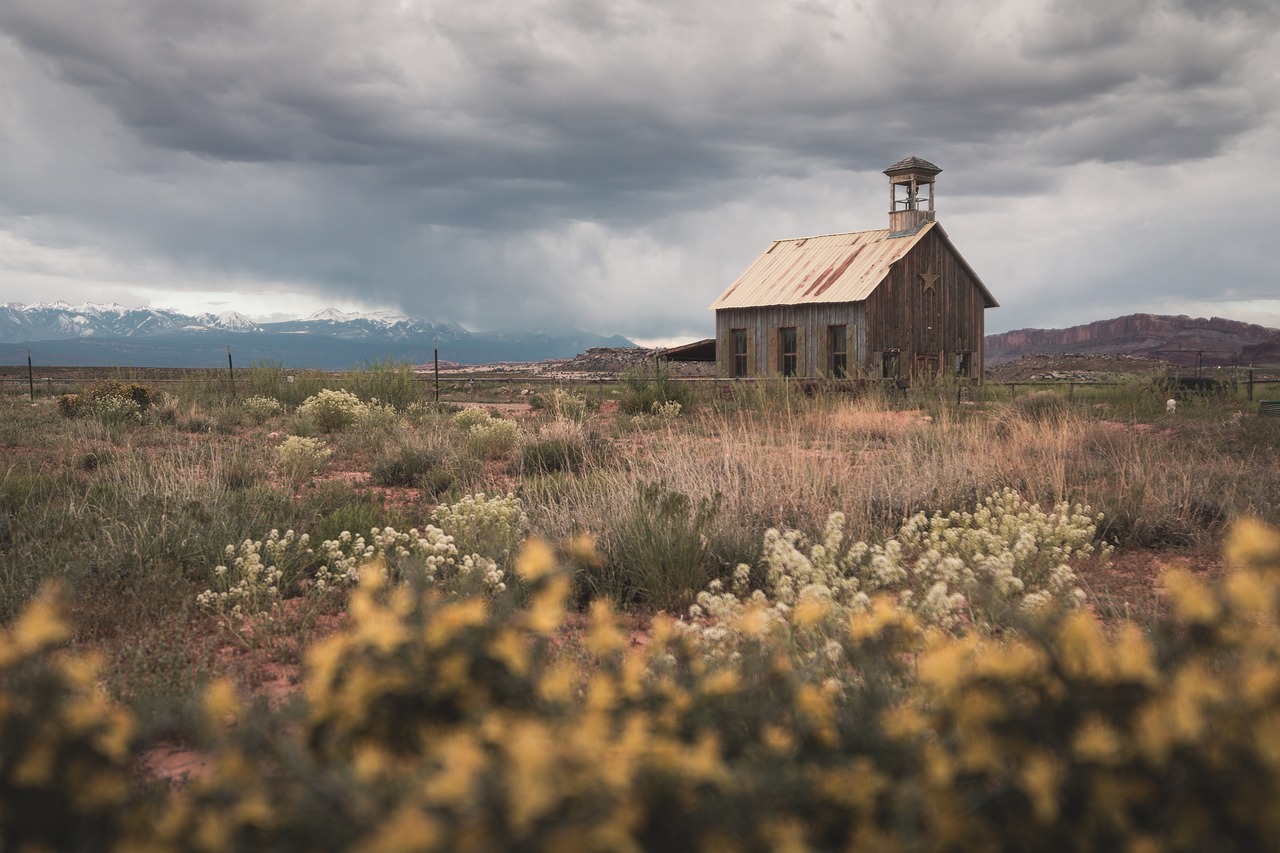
[526,392,1279,570]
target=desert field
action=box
[2,360,1280,849]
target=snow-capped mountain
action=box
[0,302,634,368]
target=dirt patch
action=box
[1079,546,1225,624]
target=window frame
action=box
[732,329,748,378]
[828,325,848,378]
[780,327,798,377]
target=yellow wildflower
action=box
[354,805,442,853]
[793,596,830,628]
[1226,517,1280,570]
[566,531,602,566]
[489,628,529,677]
[202,678,242,731]
[1112,624,1157,685]
[515,537,557,581]
[1074,715,1124,764]
[1057,610,1112,682]
[12,593,71,651]
[525,576,569,636]
[587,599,626,655]
[423,732,486,806]
[1019,751,1062,823]
[1162,569,1220,626]
[424,598,488,649]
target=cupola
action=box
[884,155,941,234]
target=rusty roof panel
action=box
[709,223,933,310]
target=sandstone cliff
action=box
[986,314,1278,366]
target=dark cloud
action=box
[0,0,1277,337]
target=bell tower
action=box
[884,155,941,234]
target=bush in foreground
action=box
[5,516,1280,850]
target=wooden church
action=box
[709,156,998,382]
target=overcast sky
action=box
[1,0,1277,343]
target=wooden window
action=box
[828,325,848,378]
[881,350,900,380]
[780,327,797,377]
[732,329,748,378]
[955,352,972,378]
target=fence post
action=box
[27,350,34,403]
[1249,365,1254,402]
[227,346,235,398]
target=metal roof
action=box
[710,222,935,310]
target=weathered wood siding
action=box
[716,303,866,378]
[714,228,988,381]
[863,229,987,378]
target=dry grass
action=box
[2,379,1277,723]
[527,392,1280,571]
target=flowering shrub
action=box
[277,435,331,487]
[429,492,528,564]
[55,394,83,418]
[195,529,312,646]
[296,388,368,432]
[357,398,401,432]
[88,394,142,425]
[87,381,154,411]
[197,494,525,640]
[55,382,154,420]
[0,585,134,849]
[451,407,493,431]
[467,418,520,459]
[8,522,1280,850]
[312,524,504,594]
[243,395,283,423]
[690,488,1102,645]
[630,399,683,429]
[548,388,588,420]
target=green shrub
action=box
[466,418,520,459]
[371,444,443,488]
[88,394,142,426]
[296,388,368,432]
[55,394,83,418]
[548,388,588,420]
[520,438,585,475]
[357,400,402,434]
[619,363,691,415]
[243,395,283,424]
[430,492,528,565]
[352,358,420,411]
[591,481,720,611]
[277,436,331,488]
[85,381,155,412]
[451,406,494,431]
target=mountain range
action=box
[986,314,1280,367]
[0,302,635,368]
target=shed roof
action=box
[709,221,997,311]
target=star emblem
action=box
[919,270,939,292]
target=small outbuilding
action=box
[709,156,998,383]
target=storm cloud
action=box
[1,0,1277,338]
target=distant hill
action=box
[0,302,636,368]
[986,314,1279,367]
